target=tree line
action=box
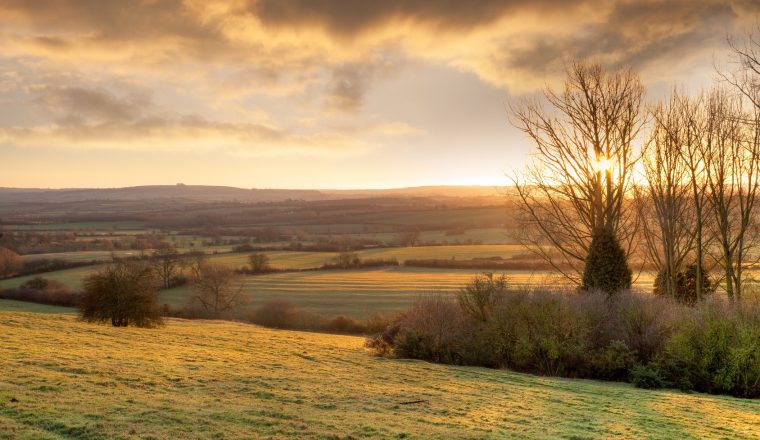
[512,32,760,302]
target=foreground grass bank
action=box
[0,313,758,439]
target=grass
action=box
[210,245,528,271]
[8,221,147,231]
[0,300,73,314]
[1,250,655,318]
[0,266,100,291]
[0,312,757,439]
[161,267,656,318]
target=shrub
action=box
[79,262,163,328]
[658,301,760,398]
[248,253,271,273]
[393,295,466,364]
[653,264,716,305]
[581,227,631,294]
[0,287,81,307]
[20,276,64,291]
[508,291,589,376]
[589,340,638,381]
[324,315,366,334]
[368,273,760,398]
[0,247,23,277]
[457,272,507,322]
[631,364,665,389]
[249,299,300,328]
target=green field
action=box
[0,266,100,291]
[8,221,148,231]
[208,245,527,271]
[2,246,658,318]
[161,267,492,316]
[161,267,657,318]
[0,312,757,439]
[0,300,73,314]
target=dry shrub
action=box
[369,274,760,398]
[393,295,467,364]
[247,299,394,335]
[0,287,81,307]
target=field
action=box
[0,260,657,318]
[0,312,757,439]
[0,300,72,314]
[160,266,656,318]
[0,266,100,291]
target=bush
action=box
[0,287,81,307]
[589,340,637,381]
[79,262,163,328]
[324,315,366,334]
[245,299,394,335]
[249,299,301,328]
[653,264,716,305]
[581,227,631,295]
[248,253,271,273]
[631,364,665,389]
[658,301,760,398]
[20,276,65,291]
[368,274,760,398]
[457,272,507,322]
[0,247,23,277]
[393,295,466,364]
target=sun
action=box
[592,157,612,173]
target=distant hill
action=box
[0,185,328,203]
[322,185,505,198]
[0,184,505,204]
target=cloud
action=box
[35,86,151,123]
[0,84,409,156]
[0,0,757,158]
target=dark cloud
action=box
[0,0,757,156]
[36,86,151,124]
[250,0,529,35]
[0,0,222,41]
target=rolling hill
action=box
[0,312,757,439]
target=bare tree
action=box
[636,92,697,298]
[702,88,760,301]
[676,93,712,300]
[330,251,360,269]
[190,263,247,315]
[724,29,760,108]
[511,61,644,284]
[248,253,271,273]
[151,245,183,289]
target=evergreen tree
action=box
[654,263,715,305]
[581,227,632,294]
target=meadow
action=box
[1,250,659,318]
[0,312,757,439]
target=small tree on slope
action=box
[581,227,632,294]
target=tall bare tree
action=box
[636,92,697,298]
[702,88,760,301]
[676,93,712,300]
[151,245,183,289]
[190,263,247,315]
[511,61,644,283]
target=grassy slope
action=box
[0,313,757,440]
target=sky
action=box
[0,0,758,189]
